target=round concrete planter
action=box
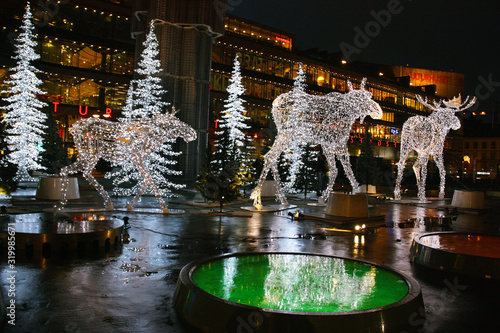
[451,190,485,209]
[326,192,368,217]
[36,177,80,200]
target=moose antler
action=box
[171,106,180,115]
[360,77,367,89]
[416,95,441,111]
[455,96,476,112]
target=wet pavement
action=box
[1,183,499,333]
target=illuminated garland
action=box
[1,3,47,182]
[250,78,383,209]
[394,94,476,202]
[56,110,197,213]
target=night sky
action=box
[231,0,500,119]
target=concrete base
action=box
[359,184,377,194]
[451,190,485,209]
[326,193,368,218]
[261,180,277,197]
[36,177,80,200]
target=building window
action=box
[482,141,487,149]
[473,142,478,149]
[491,152,496,160]
[481,153,487,160]
[464,141,470,149]
[492,141,496,149]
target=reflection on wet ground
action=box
[1,188,499,332]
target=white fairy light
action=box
[218,54,250,153]
[56,109,197,213]
[394,94,476,202]
[1,3,47,182]
[250,78,383,209]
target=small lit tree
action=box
[295,144,318,198]
[196,130,240,212]
[1,3,47,182]
[238,135,257,197]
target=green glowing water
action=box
[192,254,408,312]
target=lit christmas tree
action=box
[129,21,168,118]
[107,21,184,198]
[294,144,319,198]
[1,3,47,182]
[196,130,240,212]
[280,63,307,193]
[219,54,250,154]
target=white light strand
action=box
[250,78,383,209]
[394,94,476,202]
[1,3,47,182]
[57,111,197,212]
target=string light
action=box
[1,3,47,182]
[250,78,383,209]
[394,94,476,202]
[56,109,197,213]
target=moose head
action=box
[346,78,383,124]
[416,94,476,131]
[152,107,197,143]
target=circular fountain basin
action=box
[410,232,500,280]
[174,252,424,332]
[0,214,123,258]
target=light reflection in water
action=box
[192,254,408,312]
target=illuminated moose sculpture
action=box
[250,78,383,209]
[394,95,476,202]
[56,108,197,213]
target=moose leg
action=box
[250,135,287,209]
[320,147,338,203]
[126,180,147,211]
[339,151,359,194]
[413,155,429,203]
[134,156,169,213]
[55,158,83,211]
[434,153,446,199]
[82,158,114,210]
[394,147,410,200]
[271,158,288,206]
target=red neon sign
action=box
[79,105,88,116]
[52,102,60,113]
[106,108,112,115]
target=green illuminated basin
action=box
[174,252,424,332]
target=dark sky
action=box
[231,0,500,119]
